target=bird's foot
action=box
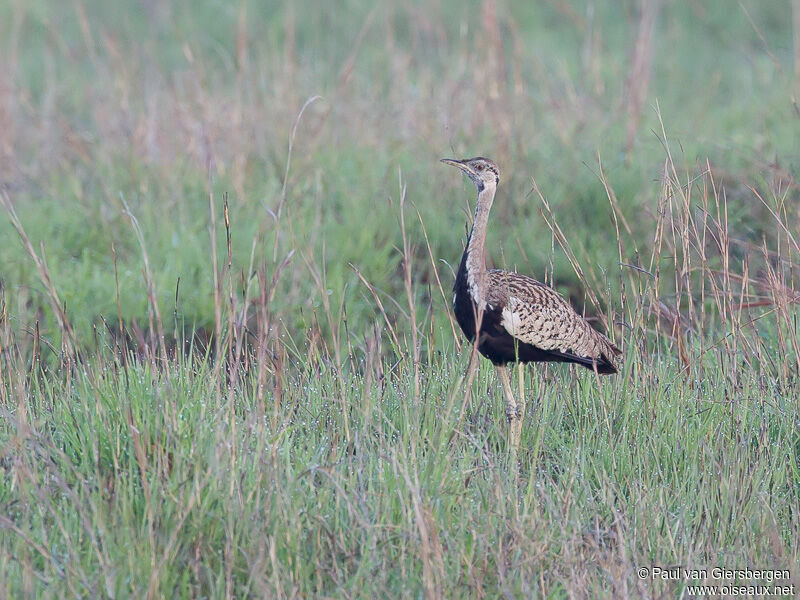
[506,406,522,422]
[505,407,517,423]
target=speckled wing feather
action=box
[486,270,621,366]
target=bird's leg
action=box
[496,366,521,453]
[516,362,526,422]
[496,366,517,422]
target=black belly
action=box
[452,262,558,366]
[453,287,565,366]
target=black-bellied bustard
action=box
[442,156,621,451]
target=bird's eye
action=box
[476,164,484,171]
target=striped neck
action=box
[464,182,496,307]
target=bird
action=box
[441,156,621,450]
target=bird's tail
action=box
[595,337,622,374]
[591,352,619,375]
[545,346,619,374]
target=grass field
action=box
[1,0,800,597]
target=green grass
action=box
[2,344,798,597]
[2,0,800,597]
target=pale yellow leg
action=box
[517,362,527,426]
[496,366,521,453]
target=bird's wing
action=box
[486,270,620,361]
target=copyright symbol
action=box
[638,567,649,579]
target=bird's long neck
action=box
[463,182,496,307]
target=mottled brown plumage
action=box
[486,269,620,368]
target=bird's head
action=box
[440,156,499,191]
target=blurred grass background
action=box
[1,0,796,346]
[1,0,800,597]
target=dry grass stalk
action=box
[625,0,660,154]
[1,191,78,362]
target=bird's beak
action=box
[440,158,474,177]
